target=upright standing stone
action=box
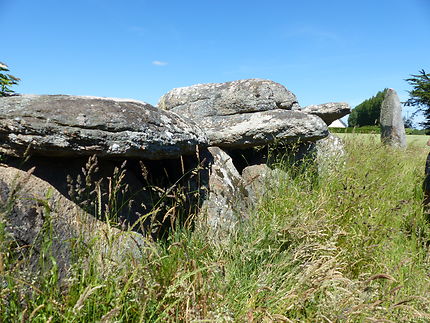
[423,139,430,207]
[380,89,406,148]
[199,146,248,236]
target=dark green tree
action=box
[0,62,20,96]
[403,115,415,129]
[348,89,388,127]
[405,69,430,131]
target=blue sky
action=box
[1,0,429,124]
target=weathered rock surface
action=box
[303,102,351,125]
[158,79,329,148]
[314,133,346,174]
[199,147,248,235]
[0,84,350,245]
[158,78,300,118]
[0,164,146,278]
[199,110,329,148]
[0,95,207,159]
[423,140,430,206]
[199,147,290,238]
[242,164,288,204]
[380,89,406,148]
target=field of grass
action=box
[336,133,430,147]
[1,135,430,322]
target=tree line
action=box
[347,70,430,131]
[348,89,388,127]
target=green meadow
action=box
[1,135,430,322]
[336,133,430,147]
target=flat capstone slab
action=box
[0,95,208,159]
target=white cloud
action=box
[152,60,168,66]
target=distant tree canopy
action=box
[348,89,388,127]
[405,69,430,131]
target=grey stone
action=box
[241,164,271,204]
[198,148,291,239]
[424,143,430,206]
[380,89,406,148]
[200,110,329,148]
[242,164,288,204]
[0,95,207,159]
[303,102,351,125]
[158,78,300,118]
[158,79,328,149]
[199,147,249,236]
[0,164,146,279]
[314,133,346,174]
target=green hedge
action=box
[330,126,427,135]
[330,126,380,134]
[406,128,427,135]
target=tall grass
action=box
[1,135,430,322]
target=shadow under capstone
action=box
[4,153,209,239]
[226,140,318,177]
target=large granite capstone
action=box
[158,78,300,118]
[200,109,329,148]
[0,95,208,159]
[158,79,328,148]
